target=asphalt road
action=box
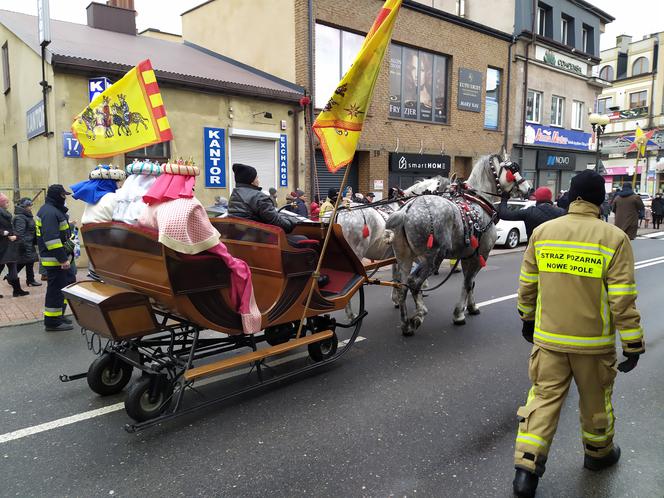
[1,239,663,498]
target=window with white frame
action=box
[632,57,649,76]
[582,25,593,53]
[561,18,568,44]
[571,100,584,130]
[456,0,466,17]
[599,65,614,81]
[551,96,564,126]
[596,97,611,114]
[314,24,364,109]
[537,7,546,36]
[526,90,542,123]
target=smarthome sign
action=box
[204,127,226,188]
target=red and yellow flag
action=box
[71,60,173,158]
[313,0,402,172]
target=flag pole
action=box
[295,161,353,339]
[632,145,641,190]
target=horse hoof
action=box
[409,316,423,330]
[453,318,466,326]
[433,270,440,276]
[402,326,414,337]
[394,304,399,309]
[467,307,481,316]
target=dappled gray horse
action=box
[384,154,531,335]
[334,176,450,317]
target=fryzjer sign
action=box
[457,68,482,113]
[524,124,593,151]
[536,150,576,171]
[389,153,451,174]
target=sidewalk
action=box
[0,269,87,328]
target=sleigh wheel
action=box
[87,353,133,396]
[308,331,339,362]
[125,376,173,422]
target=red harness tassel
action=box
[362,224,370,238]
[479,255,487,268]
[505,170,515,183]
[426,233,434,249]
[470,235,479,249]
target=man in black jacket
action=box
[36,185,76,331]
[651,192,664,230]
[498,187,565,239]
[228,163,296,233]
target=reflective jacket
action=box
[36,199,71,267]
[517,200,644,355]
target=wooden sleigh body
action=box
[61,218,368,431]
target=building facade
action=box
[0,3,306,242]
[597,33,664,194]
[182,0,514,200]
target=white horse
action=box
[332,176,450,318]
[384,154,531,335]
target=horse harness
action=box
[488,154,526,196]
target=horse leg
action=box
[452,257,481,325]
[396,258,413,336]
[464,258,483,316]
[406,258,433,333]
[391,263,400,308]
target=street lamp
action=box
[588,113,610,172]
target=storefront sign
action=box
[204,127,226,188]
[536,151,576,171]
[603,166,643,176]
[26,101,45,139]
[524,124,593,151]
[536,45,587,76]
[63,132,81,158]
[389,153,451,174]
[279,134,288,187]
[88,77,110,102]
[457,68,482,113]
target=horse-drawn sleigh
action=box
[61,153,528,432]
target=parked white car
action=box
[493,200,535,249]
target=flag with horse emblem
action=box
[71,60,173,158]
[313,0,402,172]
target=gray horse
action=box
[384,154,531,336]
[334,176,450,317]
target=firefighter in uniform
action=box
[513,170,644,497]
[36,185,77,332]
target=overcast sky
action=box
[0,0,661,50]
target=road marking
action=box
[2,253,662,444]
[0,336,367,444]
[637,231,664,239]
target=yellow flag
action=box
[313,0,402,172]
[71,60,173,158]
[634,126,647,156]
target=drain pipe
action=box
[307,0,316,199]
[503,35,516,153]
[519,0,538,181]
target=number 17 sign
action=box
[63,132,81,158]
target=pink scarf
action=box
[143,174,196,205]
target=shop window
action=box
[389,44,449,123]
[632,57,649,76]
[571,100,584,130]
[551,95,564,127]
[125,141,170,165]
[599,65,614,82]
[2,42,9,94]
[526,90,542,123]
[484,67,501,130]
[314,24,363,109]
[629,90,647,109]
[596,97,611,114]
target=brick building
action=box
[182,0,513,199]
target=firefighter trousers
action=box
[44,266,76,327]
[514,345,618,476]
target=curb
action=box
[0,313,74,330]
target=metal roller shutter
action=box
[314,150,358,199]
[229,137,278,190]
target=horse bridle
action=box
[488,154,526,196]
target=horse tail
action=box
[384,208,407,245]
[383,229,395,245]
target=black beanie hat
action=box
[232,163,257,185]
[327,188,339,199]
[568,170,605,207]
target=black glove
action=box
[522,321,534,343]
[500,191,511,200]
[617,352,639,373]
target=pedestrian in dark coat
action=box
[600,200,611,222]
[497,187,565,239]
[611,183,644,240]
[13,198,41,287]
[651,192,664,229]
[0,193,29,297]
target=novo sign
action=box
[537,151,576,171]
[536,46,587,76]
[389,153,451,174]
